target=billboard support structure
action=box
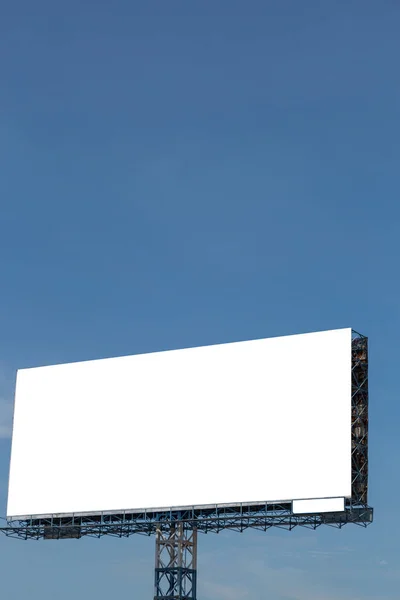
[0,328,373,598]
[154,524,197,600]
[0,502,373,540]
[351,331,368,506]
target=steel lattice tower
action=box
[154,524,197,600]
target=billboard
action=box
[7,328,352,519]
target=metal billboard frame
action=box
[0,329,372,599]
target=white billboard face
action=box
[7,328,352,519]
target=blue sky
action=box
[0,0,399,598]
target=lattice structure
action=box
[351,331,369,506]
[154,525,197,600]
[0,502,372,540]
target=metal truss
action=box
[0,502,372,541]
[351,331,369,506]
[154,524,197,600]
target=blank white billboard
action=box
[7,328,352,519]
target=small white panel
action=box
[292,498,345,514]
[7,328,352,518]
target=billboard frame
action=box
[0,329,372,540]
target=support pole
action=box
[154,523,197,599]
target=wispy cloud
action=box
[197,529,397,600]
[202,580,249,600]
